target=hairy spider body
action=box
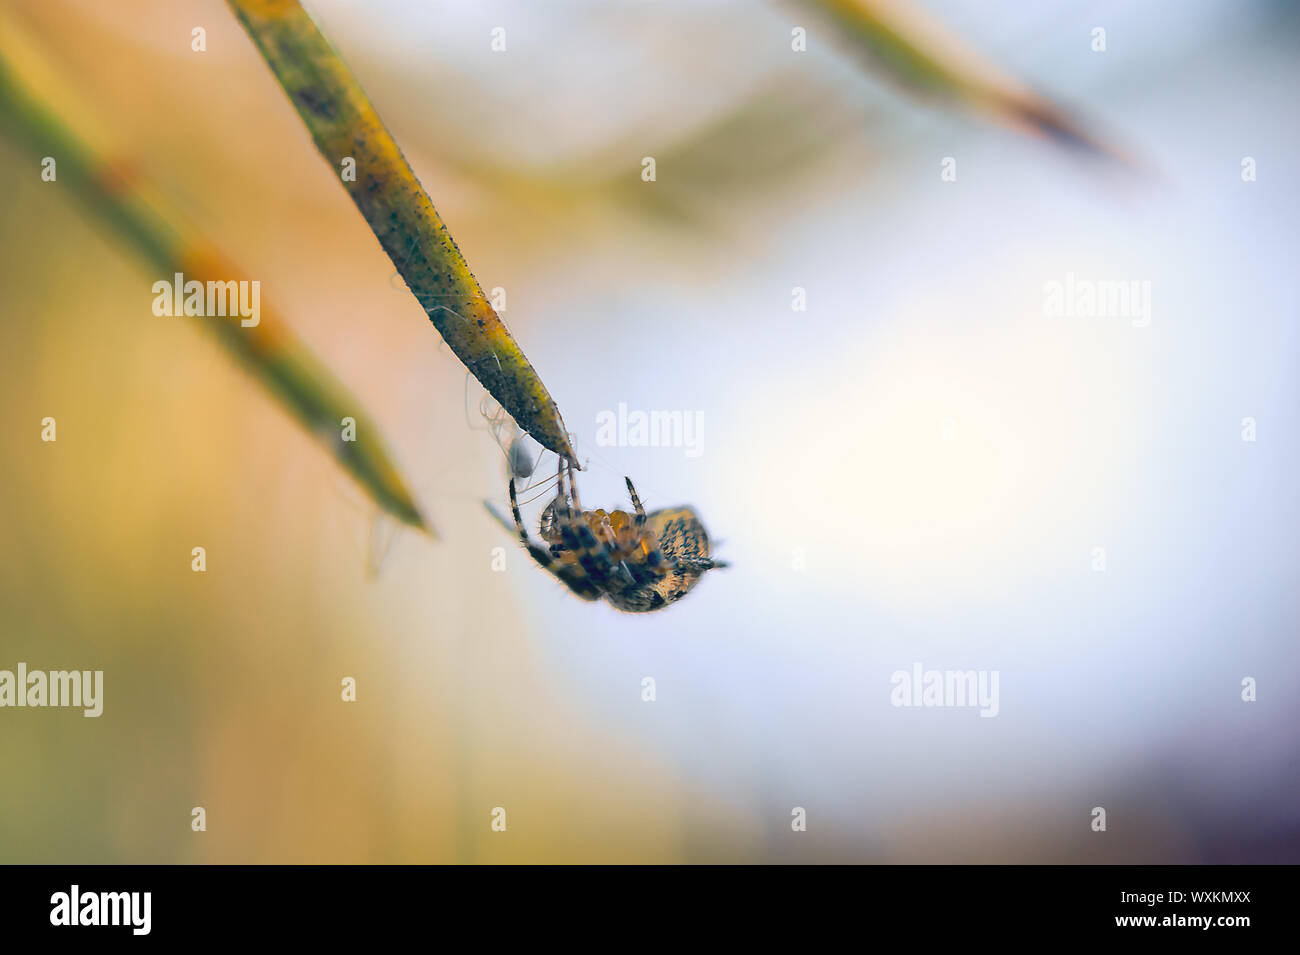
[487,465,726,612]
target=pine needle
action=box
[227,0,577,463]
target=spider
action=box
[487,461,727,612]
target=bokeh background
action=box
[1,0,1297,863]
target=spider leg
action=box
[503,479,600,601]
[554,458,573,518]
[625,549,666,586]
[675,557,729,572]
[624,476,647,528]
[507,478,530,544]
[613,561,637,589]
[484,500,516,536]
[566,457,583,513]
[560,517,618,587]
[505,479,559,567]
[560,507,644,600]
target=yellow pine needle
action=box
[227,0,577,463]
[0,16,431,536]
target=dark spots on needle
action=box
[294,88,335,120]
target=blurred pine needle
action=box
[227,0,576,464]
[808,0,1129,163]
[0,14,431,536]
